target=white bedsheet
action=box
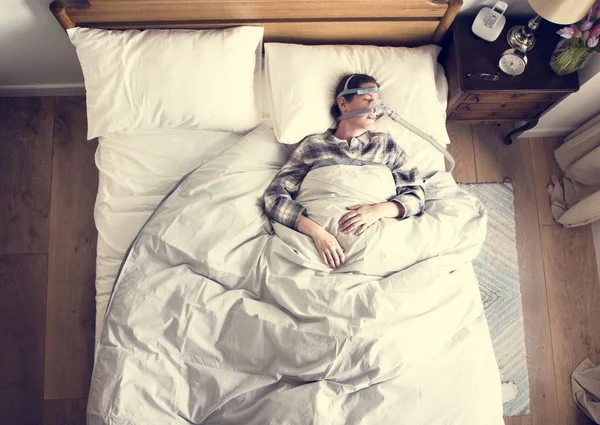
[94,129,246,341]
[93,126,449,342]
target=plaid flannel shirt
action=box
[264,130,425,229]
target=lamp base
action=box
[507,15,542,53]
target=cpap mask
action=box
[336,75,455,173]
[336,75,385,122]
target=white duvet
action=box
[88,124,503,424]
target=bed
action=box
[50,1,504,424]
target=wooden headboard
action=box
[50,0,462,46]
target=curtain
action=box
[548,114,600,228]
[572,358,600,424]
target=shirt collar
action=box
[325,130,371,145]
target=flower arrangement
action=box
[551,4,600,75]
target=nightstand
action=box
[441,14,580,144]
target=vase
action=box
[550,38,595,76]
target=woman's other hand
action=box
[312,228,346,268]
[339,202,404,236]
[297,216,346,268]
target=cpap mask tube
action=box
[383,103,456,173]
[335,75,455,173]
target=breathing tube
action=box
[336,75,455,173]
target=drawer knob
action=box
[501,104,507,108]
[511,94,523,99]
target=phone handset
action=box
[484,1,508,28]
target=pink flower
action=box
[571,24,583,37]
[581,20,593,31]
[588,37,599,48]
[558,27,575,38]
[584,30,591,42]
[591,24,600,38]
[594,5,600,19]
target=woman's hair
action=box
[330,74,379,119]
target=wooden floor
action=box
[1,97,599,425]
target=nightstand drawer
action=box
[463,93,563,104]
[448,110,537,121]
[455,102,551,112]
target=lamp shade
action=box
[528,0,597,25]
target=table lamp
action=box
[507,0,597,52]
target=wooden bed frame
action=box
[50,0,462,46]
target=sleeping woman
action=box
[264,74,425,269]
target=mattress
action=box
[93,129,246,341]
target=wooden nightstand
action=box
[441,14,580,144]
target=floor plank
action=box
[472,124,522,183]
[0,97,54,255]
[473,124,560,425]
[529,138,563,226]
[0,254,48,425]
[504,416,525,425]
[44,97,98,400]
[44,399,87,425]
[541,225,600,425]
[446,123,477,183]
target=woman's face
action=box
[337,82,380,130]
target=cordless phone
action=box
[472,1,508,42]
[484,2,508,28]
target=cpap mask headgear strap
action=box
[336,74,384,122]
[336,75,380,100]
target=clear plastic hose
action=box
[383,105,455,174]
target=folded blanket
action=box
[88,124,503,425]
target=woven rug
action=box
[460,182,530,417]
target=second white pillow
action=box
[264,42,450,174]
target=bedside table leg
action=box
[503,118,540,145]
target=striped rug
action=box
[460,182,530,417]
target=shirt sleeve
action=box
[390,148,425,219]
[264,143,311,229]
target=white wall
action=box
[520,63,600,139]
[579,55,600,85]
[0,0,535,96]
[0,0,84,95]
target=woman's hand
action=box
[311,227,346,269]
[339,204,382,236]
[297,215,346,268]
[339,202,404,236]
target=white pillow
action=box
[264,43,450,175]
[68,26,264,139]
